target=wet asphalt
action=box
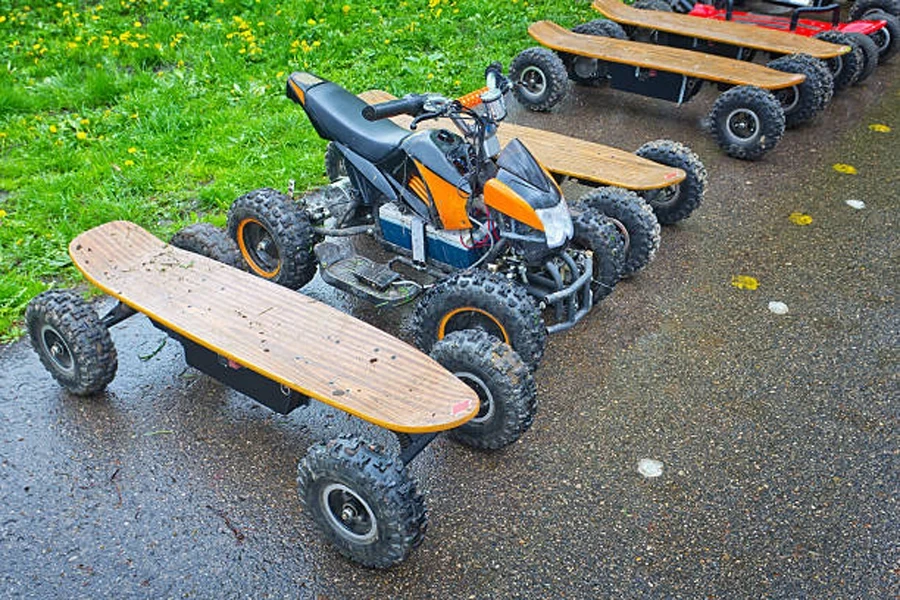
[1,57,898,599]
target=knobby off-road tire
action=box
[709,85,785,160]
[170,223,246,269]
[634,139,708,224]
[849,0,900,21]
[227,188,317,290]
[571,209,626,301]
[786,54,834,113]
[510,47,569,111]
[564,20,627,84]
[412,270,547,370]
[576,188,659,278]
[816,31,865,90]
[324,142,347,182]
[26,290,117,396]
[430,330,537,450]
[848,33,880,82]
[634,0,673,10]
[630,0,673,42]
[297,435,426,568]
[765,54,832,128]
[867,10,900,63]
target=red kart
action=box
[675,0,898,74]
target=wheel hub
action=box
[519,66,547,99]
[41,326,74,373]
[573,57,598,79]
[255,238,273,256]
[341,504,359,523]
[726,108,760,141]
[322,483,377,543]
[644,183,680,209]
[774,86,800,113]
[455,371,495,425]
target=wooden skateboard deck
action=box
[529,20,806,90]
[359,89,686,191]
[68,221,479,433]
[592,0,850,59]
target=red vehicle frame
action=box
[685,1,886,37]
[671,0,898,67]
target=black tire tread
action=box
[26,290,117,396]
[867,10,899,63]
[412,270,547,369]
[430,330,537,450]
[571,209,626,300]
[226,187,317,289]
[510,47,569,112]
[634,139,707,224]
[296,435,426,568]
[576,188,658,278]
[816,30,864,90]
[849,0,900,21]
[766,54,830,128]
[170,223,246,269]
[848,32,879,82]
[709,85,785,160]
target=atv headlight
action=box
[535,200,574,249]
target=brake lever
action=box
[410,111,441,130]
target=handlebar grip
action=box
[362,95,426,121]
[458,87,489,109]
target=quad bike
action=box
[226,66,659,369]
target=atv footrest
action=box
[353,262,400,291]
[316,242,418,307]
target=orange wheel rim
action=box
[437,307,509,344]
[236,218,281,279]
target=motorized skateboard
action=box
[593,0,850,59]
[358,89,707,224]
[592,0,872,91]
[511,20,811,159]
[680,0,898,74]
[26,220,536,568]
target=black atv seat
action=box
[286,72,410,164]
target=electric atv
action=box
[227,67,660,369]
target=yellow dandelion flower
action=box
[76,131,87,140]
[0,209,7,218]
[788,212,812,226]
[731,275,759,291]
[49,125,58,133]
[832,163,857,175]
[124,159,134,166]
[133,21,142,27]
[342,5,351,14]
[127,146,137,153]
[0,132,6,138]
[307,18,316,25]
[868,123,891,133]
[276,71,284,78]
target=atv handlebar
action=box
[362,94,428,121]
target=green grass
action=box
[0,0,595,341]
